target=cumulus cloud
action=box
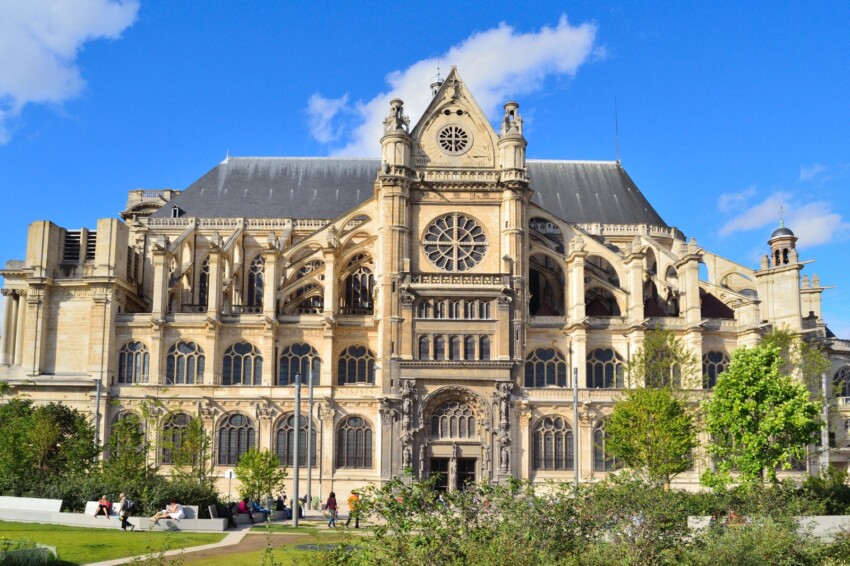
[719,190,849,248]
[799,163,828,181]
[0,0,139,143]
[306,16,600,156]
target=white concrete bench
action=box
[0,496,63,513]
[688,515,850,541]
[84,501,120,519]
[234,509,268,524]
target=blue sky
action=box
[0,1,848,337]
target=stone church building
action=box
[2,69,849,494]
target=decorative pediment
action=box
[410,67,498,170]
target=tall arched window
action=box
[118,341,149,384]
[222,342,263,386]
[835,366,850,398]
[160,412,192,465]
[533,416,574,470]
[275,414,317,467]
[525,348,568,388]
[418,336,431,360]
[246,255,265,308]
[166,341,205,385]
[430,400,477,439]
[479,336,491,360]
[341,254,374,314]
[278,343,320,386]
[434,336,446,361]
[218,413,255,465]
[336,416,373,468]
[464,336,476,361]
[586,348,625,388]
[198,257,210,307]
[593,422,622,471]
[337,345,375,385]
[702,351,730,389]
[449,336,461,360]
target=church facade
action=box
[2,69,849,494]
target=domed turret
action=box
[768,220,797,267]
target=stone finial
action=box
[383,98,409,133]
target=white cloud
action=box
[717,185,757,214]
[799,163,828,181]
[306,16,600,156]
[306,93,350,143]
[719,190,849,248]
[0,0,139,143]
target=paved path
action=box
[83,510,340,566]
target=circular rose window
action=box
[437,125,471,155]
[423,213,488,272]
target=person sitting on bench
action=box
[150,500,185,526]
[93,495,112,518]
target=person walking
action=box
[116,492,135,531]
[326,492,338,528]
[345,491,360,528]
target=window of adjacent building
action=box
[702,351,730,389]
[525,348,568,388]
[118,341,150,384]
[160,412,192,465]
[337,345,375,385]
[222,342,263,386]
[834,366,850,398]
[166,341,205,385]
[431,400,477,439]
[336,416,373,468]
[218,413,255,465]
[586,348,625,388]
[278,343,321,386]
[533,416,574,470]
[341,254,374,315]
[275,414,317,467]
[593,422,622,471]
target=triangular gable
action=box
[409,67,498,170]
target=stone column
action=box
[24,286,49,376]
[319,401,336,486]
[0,290,14,365]
[518,405,533,480]
[566,238,587,323]
[7,293,19,365]
[13,291,26,367]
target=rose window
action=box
[437,125,471,155]
[423,213,488,272]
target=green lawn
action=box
[181,533,359,566]
[0,521,225,565]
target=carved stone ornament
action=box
[0,288,22,298]
[578,403,597,426]
[197,399,219,420]
[497,294,512,309]
[255,400,276,420]
[379,397,399,425]
[400,291,415,307]
[518,407,533,427]
[495,382,511,427]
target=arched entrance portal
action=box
[418,386,493,491]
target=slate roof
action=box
[152,157,668,227]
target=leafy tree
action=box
[628,328,697,388]
[103,413,156,485]
[166,417,215,488]
[703,344,821,486]
[762,328,830,394]
[235,448,287,502]
[606,387,697,488]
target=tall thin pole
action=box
[292,373,301,527]
[821,371,830,473]
[307,365,314,509]
[573,367,579,490]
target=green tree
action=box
[606,387,697,488]
[235,448,287,502]
[703,344,821,486]
[103,413,156,485]
[166,417,215,487]
[762,328,831,394]
[628,328,697,388]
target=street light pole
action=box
[307,365,314,510]
[573,366,579,490]
[293,373,301,527]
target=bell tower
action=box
[755,221,803,330]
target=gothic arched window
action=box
[449,335,461,360]
[525,348,568,388]
[835,366,850,398]
[464,336,476,361]
[246,255,265,308]
[160,412,192,465]
[278,343,320,386]
[337,345,375,385]
[341,254,373,314]
[702,351,730,389]
[275,414,317,467]
[593,422,622,471]
[586,348,625,388]
[479,336,491,360]
[198,256,210,307]
[434,336,446,361]
[118,341,149,384]
[430,400,477,439]
[166,341,205,385]
[533,416,574,470]
[222,342,263,386]
[218,413,255,465]
[336,416,373,468]
[418,336,430,360]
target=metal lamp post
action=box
[292,373,301,527]
[306,365,315,512]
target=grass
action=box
[181,532,358,566]
[0,521,224,565]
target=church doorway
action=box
[431,458,449,491]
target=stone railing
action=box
[410,273,507,286]
[574,223,683,240]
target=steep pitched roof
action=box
[152,157,668,227]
